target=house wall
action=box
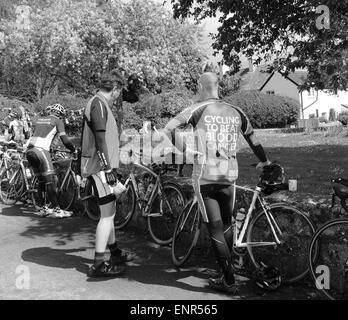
[302,90,348,119]
[260,71,300,102]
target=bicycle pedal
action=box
[146,212,162,217]
[80,195,93,201]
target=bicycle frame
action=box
[191,184,283,249]
[233,184,282,248]
[124,162,173,217]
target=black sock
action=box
[108,242,122,257]
[224,263,235,286]
[94,252,105,268]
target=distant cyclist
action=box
[7,110,28,143]
[164,72,271,294]
[26,104,76,218]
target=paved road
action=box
[0,202,319,300]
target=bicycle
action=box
[31,148,97,214]
[308,177,348,300]
[172,172,318,285]
[0,145,31,205]
[85,150,186,245]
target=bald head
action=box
[198,72,219,100]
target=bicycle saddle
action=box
[332,178,348,200]
[332,178,348,187]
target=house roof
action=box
[286,71,308,86]
[239,66,272,91]
[239,65,308,90]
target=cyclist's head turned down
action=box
[99,70,125,103]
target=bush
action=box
[219,75,241,98]
[123,89,194,130]
[338,112,348,126]
[223,90,300,128]
[36,93,88,114]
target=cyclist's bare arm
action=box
[56,119,75,153]
[90,102,112,171]
[243,132,269,164]
[164,113,190,154]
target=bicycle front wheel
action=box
[0,165,24,205]
[247,203,317,284]
[309,219,348,300]
[147,182,185,245]
[171,199,201,267]
[115,180,136,230]
[84,177,100,221]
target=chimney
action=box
[273,59,279,71]
[248,58,254,72]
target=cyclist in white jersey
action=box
[164,72,271,293]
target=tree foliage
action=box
[0,0,205,101]
[170,0,348,92]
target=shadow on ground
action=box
[2,202,320,299]
[1,204,96,246]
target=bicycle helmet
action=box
[259,163,286,195]
[254,263,282,291]
[50,104,66,117]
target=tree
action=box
[0,0,205,101]
[170,0,348,92]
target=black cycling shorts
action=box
[26,147,55,177]
[194,183,235,224]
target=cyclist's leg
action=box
[38,149,59,209]
[90,172,131,272]
[26,147,57,208]
[194,183,235,285]
[217,184,235,250]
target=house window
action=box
[266,90,275,95]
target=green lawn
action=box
[236,129,348,196]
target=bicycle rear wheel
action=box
[115,180,136,230]
[0,164,24,205]
[57,170,76,210]
[31,176,46,209]
[147,182,185,245]
[171,199,201,267]
[309,219,348,300]
[247,203,317,284]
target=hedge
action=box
[224,90,300,128]
[123,89,194,130]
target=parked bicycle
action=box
[0,145,32,205]
[31,148,98,214]
[172,164,318,285]
[308,177,348,300]
[85,150,186,245]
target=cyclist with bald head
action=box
[164,72,271,293]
